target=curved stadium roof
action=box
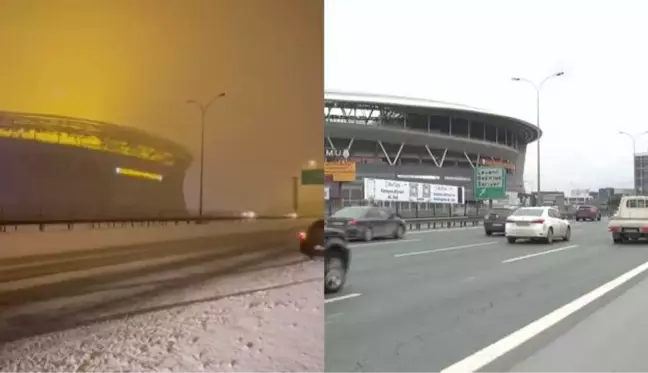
[0,111,192,166]
[325,91,541,144]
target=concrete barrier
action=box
[0,219,312,260]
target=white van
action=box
[608,195,648,243]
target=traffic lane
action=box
[324,222,648,372]
[328,227,507,302]
[326,222,599,305]
[506,272,648,372]
[348,227,491,260]
[337,222,594,295]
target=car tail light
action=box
[348,219,358,225]
[298,231,306,241]
[609,226,620,233]
[641,226,648,233]
[531,219,545,224]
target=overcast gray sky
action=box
[325,0,646,193]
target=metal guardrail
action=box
[0,215,301,233]
[403,215,483,231]
[9,213,570,234]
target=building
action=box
[324,92,541,207]
[635,152,648,193]
[0,111,192,220]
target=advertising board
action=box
[363,178,461,204]
[324,161,356,182]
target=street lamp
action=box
[186,92,226,217]
[512,72,565,203]
[619,130,648,194]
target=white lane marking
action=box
[325,293,362,304]
[440,258,648,373]
[394,241,498,258]
[502,244,579,264]
[350,238,420,248]
[408,226,482,234]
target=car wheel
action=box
[507,237,516,244]
[613,236,623,244]
[363,228,373,242]
[563,227,571,241]
[546,228,554,244]
[325,252,347,294]
[575,218,580,222]
[393,225,405,239]
[597,216,601,221]
[485,231,493,236]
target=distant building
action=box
[635,152,648,193]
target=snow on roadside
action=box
[0,256,324,372]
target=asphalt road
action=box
[325,220,648,372]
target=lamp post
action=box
[619,130,648,194]
[186,92,226,216]
[512,72,564,204]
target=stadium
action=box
[0,111,192,220]
[324,91,541,210]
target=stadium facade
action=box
[0,111,192,220]
[324,92,541,203]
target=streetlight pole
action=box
[619,130,648,194]
[186,92,226,217]
[512,72,564,205]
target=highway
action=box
[0,223,311,344]
[325,220,648,372]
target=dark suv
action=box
[299,219,350,293]
[575,205,601,221]
[484,207,516,236]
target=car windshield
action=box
[332,207,368,219]
[511,208,544,217]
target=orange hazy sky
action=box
[0,0,323,213]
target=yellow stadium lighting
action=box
[114,167,163,181]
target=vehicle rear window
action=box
[578,206,591,210]
[332,207,368,218]
[626,199,648,208]
[511,208,544,217]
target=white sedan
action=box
[505,206,571,244]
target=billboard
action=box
[324,161,356,182]
[363,177,462,204]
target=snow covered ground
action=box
[0,254,323,372]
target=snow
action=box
[0,255,324,372]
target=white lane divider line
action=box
[407,226,483,234]
[502,244,579,264]
[350,238,420,248]
[440,258,648,373]
[394,242,498,258]
[325,293,362,304]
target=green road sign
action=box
[474,166,507,200]
[301,169,324,185]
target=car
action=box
[575,205,601,221]
[505,206,571,244]
[483,207,516,236]
[299,219,351,293]
[608,195,648,244]
[326,206,406,241]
